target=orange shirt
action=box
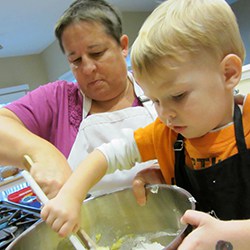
[134,94,250,184]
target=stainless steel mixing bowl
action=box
[7,184,195,250]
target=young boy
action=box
[41,0,250,249]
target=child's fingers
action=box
[59,221,78,238]
[72,223,80,234]
[40,205,50,221]
[132,177,147,206]
[51,218,66,235]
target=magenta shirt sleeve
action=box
[5,80,83,158]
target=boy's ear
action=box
[120,34,129,58]
[220,54,242,90]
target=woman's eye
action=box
[70,58,82,67]
[91,50,105,58]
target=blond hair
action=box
[131,0,245,78]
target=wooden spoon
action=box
[22,154,99,250]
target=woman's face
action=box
[61,21,129,101]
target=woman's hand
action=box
[28,153,72,199]
[178,210,250,250]
[132,165,165,206]
[0,108,72,199]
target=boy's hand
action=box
[132,165,165,206]
[41,194,81,237]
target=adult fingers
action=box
[181,210,211,227]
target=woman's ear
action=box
[220,54,242,90]
[120,34,129,58]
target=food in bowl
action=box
[6,184,195,250]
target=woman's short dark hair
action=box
[55,0,123,53]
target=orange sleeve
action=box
[134,118,177,184]
[134,121,156,161]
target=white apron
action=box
[68,72,157,196]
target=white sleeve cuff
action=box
[96,128,141,173]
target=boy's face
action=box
[137,53,235,139]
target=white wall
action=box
[231,0,250,65]
[0,55,48,90]
[0,2,249,91]
[0,84,29,105]
[238,64,250,95]
[41,41,69,82]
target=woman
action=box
[0,0,156,198]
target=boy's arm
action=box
[41,129,141,237]
[97,128,142,172]
[41,149,108,237]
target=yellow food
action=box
[95,233,135,250]
[111,234,134,250]
[95,233,102,243]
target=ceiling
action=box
[0,0,237,58]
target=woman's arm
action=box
[0,108,72,198]
[179,210,250,250]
